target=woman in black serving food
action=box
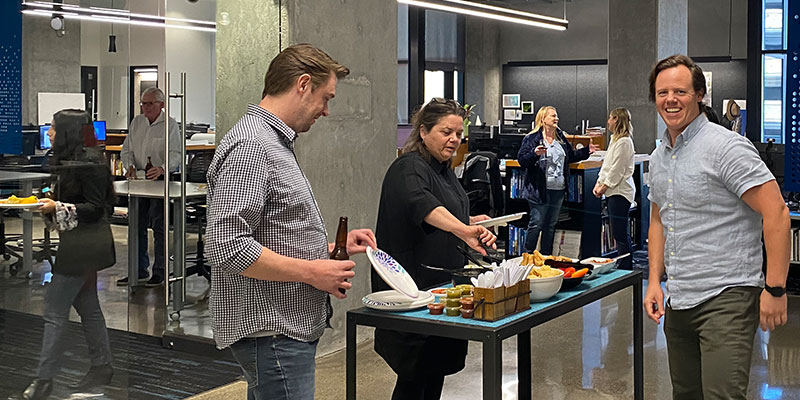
[371,98,496,399]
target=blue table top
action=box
[364,269,636,328]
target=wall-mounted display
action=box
[521,101,534,114]
[503,94,520,108]
[504,109,517,120]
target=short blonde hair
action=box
[532,106,556,132]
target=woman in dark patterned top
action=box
[16,109,116,400]
[372,98,496,400]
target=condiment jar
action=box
[445,306,461,316]
[446,288,462,298]
[459,297,474,310]
[460,308,474,319]
[427,303,444,315]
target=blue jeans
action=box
[38,272,112,379]
[137,197,165,279]
[229,335,319,400]
[525,189,565,255]
[606,195,632,269]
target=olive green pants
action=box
[664,286,760,400]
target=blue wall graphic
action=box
[0,0,22,155]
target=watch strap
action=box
[764,284,786,297]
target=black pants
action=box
[607,195,632,269]
[391,374,445,400]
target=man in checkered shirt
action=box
[206,44,377,400]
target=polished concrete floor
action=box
[313,290,800,399]
[2,216,800,399]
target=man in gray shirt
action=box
[206,44,376,400]
[643,54,790,399]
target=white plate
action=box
[366,246,420,298]
[0,202,43,209]
[362,290,434,311]
[473,212,526,228]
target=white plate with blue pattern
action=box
[366,246,420,298]
[362,290,433,311]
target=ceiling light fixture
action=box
[21,1,217,33]
[397,0,567,31]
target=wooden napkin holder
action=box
[472,279,531,322]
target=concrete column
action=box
[22,14,81,125]
[286,0,397,356]
[215,0,283,139]
[465,17,500,125]
[608,0,687,153]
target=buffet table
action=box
[346,269,643,400]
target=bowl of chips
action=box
[527,265,564,302]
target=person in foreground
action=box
[593,107,635,269]
[15,109,116,399]
[372,98,496,400]
[205,43,376,400]
[643,54,790,400]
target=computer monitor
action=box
[39,125,51,150]
[93,120,106,141]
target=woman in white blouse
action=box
[593,108,635,269]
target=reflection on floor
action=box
[2,216,799,399]
[314,287,800,400]
[0,218,215,340]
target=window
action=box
[761,0,787,143]
[398,5,464,124]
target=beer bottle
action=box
[145,156,154,172]
[330,216,348,294]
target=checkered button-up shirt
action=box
[206,104,330,349]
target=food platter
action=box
[0,202,43,209]
[362,290,434,311]
[366,246,420,298]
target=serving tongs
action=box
[457,245,503,266]
[420,263,493,273]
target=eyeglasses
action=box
[139,101,160,106]
[655,89,696,99]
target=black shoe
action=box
[116,276,147,286]
[144,276,164,287]
[69,363,113,391]
[9,379,52,400]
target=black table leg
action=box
[517,330,531,400]
[633,278,643,400]
[346,314,357,400]
[483,334,502,400]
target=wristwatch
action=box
[764,284,786,297]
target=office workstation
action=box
[1,0,799,399]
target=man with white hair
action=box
[117,87,181,287]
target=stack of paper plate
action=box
[362,290,434,311]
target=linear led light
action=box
[397,0,567,31]
[21,1,216,33]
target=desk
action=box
[113,181,207,311]
[346,270,643,400]
[105,144,216,152]
[0,170,52,277]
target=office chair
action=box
[184,152,213,282]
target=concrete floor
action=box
[2,217,800,399]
